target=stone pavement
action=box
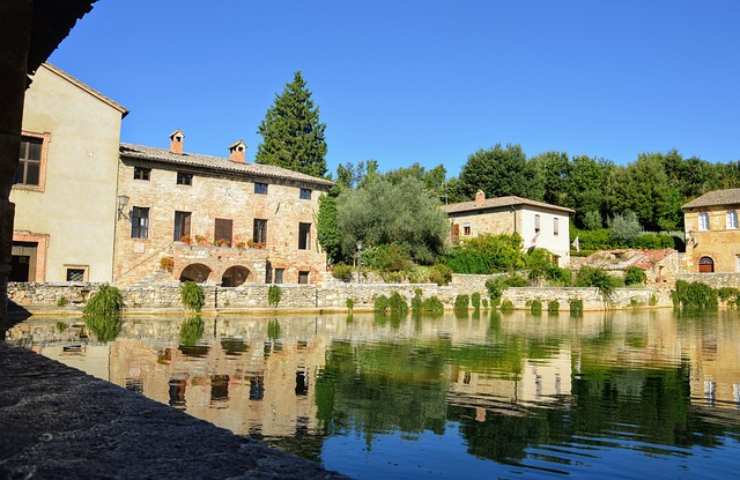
[0,343,345,479]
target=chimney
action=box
[228,139,247,163]
[475,190,486,206]
[169,130,185,154]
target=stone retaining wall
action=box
[677,273,740,289]
[9,281,671,313]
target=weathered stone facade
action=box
[683,205,740,273]
[676,272,740,289]
[114,136,332,287]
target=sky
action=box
[49,0,740,177]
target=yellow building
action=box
[10,64,127,282]
[682,188,740,273]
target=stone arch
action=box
[698,256,715,273]
[221,265,250,287]
[179,263,212,283]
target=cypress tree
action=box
[256,71,327,177]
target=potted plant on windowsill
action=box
[180,235,192,245]
[195,235,208,246]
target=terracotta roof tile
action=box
[444,195,574,214]
[682,188,740,209]
[120,143,334,188]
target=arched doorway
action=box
[698,256,715,273]
[221,265,249,287]
[179,263,212,283]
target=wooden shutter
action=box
[452,224,460,244]
[214,218,233,247]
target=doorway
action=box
[698,256,715,273]
[10,242,37,282]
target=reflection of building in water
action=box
[448,350,572,419]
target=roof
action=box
[682,188,740,210]
[41,63,128,117]
[444,195,575,214]
[120,143,334,188]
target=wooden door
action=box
[698,256,714,273]
[451,224,460,244]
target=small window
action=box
[554,217,559,236]
[534,214,541,233]
[174,211,192,241]
[214,218,233,247]
[298,271,310,284]
[134,167,151,181]
[463,224,471,236]
[15,136,43,186]
[727,210,738,230]
[299,188,312,200]
[698,212,710,231]
[254,182,268,194]
[66,267,87,282]
[298,223,311,250]
[253,219,267,246]
[176,172,193,185]
[274,268,284,284]
[131,207,149,239]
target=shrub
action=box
[160,256,175,272]
[428,264,452,286]
[454,294,470,311]
[525,248,554,284]
[482,298,489,310]
[624,266,647,286]
[84,285,123,317]
[672,280,718,311]
[56,296,68,307]
[547,300,559,314]
[583,210,603,230]
[346,297,355,312]
[500,299,514,313]
[631,233,674,249]
[649,294,658,306]
[84,314,121,342]
[530,299,542,315]
[609,211,642,243]
[268,285,282,308]
[444,233,525,274]
[717,287,739,302]
[485,273,528,305]
[569,298,584,316]
[180,281,205,312]
[179,316,204,346]
[362,243,413,272]
[374,295,389,313]
[471,292,481,310]
[332,264,354,282]
[575,267,617,299]
[630,297,643,308]
[546,266,572,286]
[505,273,528,287]
[388,291,408,316]
[411,289,423,314]
[421,296,445,317]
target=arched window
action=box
[221,266,249,287]
[698,256,714,273]
[179,263,211,283]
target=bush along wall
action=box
[672,280,718,311]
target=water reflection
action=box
[7,310,740,479]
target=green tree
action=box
[256,71,327,177]
[565,155,611,227]
[609,210,642,244]
[317,187,342,263]
[529,152,570,206]
[458,144,536,199]
[583,210,603,230]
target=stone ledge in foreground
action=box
[0,343,346,479]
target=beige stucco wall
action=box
[114,158,329,286]
[449,206,571,266]
[684,206,740,272]
[10,65,123,282]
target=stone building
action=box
[10,63,127,282]
[682,188,740,273]
[114,132,333,286]
[444,191,573,266]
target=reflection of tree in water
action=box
[83,314,121,342]
[178,316,204,347]
[316,334,740,464]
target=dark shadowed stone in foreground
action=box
[0,343,346,479]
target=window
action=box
[214,218,233,247]
[15,136,42,186]
[553,217,559,236]
[134,166,151,181]
[65,267,87,282]
[176,172,193,185]
[534,214,541,233]
[253,219,267,246]
[298,223,311,250]
[254,182,268,194]
[463,224,471,236]
[298,271,310,284]
[274,268,284,284]
[299,188,312,200]
[728,210,738,229]
[131,207,149,239]
[174,211,192,241]
[698,212,710,231]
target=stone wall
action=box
[450,273,505,292]
[676,273,740,289]
[9,281,672,313]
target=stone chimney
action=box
[228,139,247,163]
[475,190,486,206]
[169,130,185,154]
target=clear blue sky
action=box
[49,0,740,177]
